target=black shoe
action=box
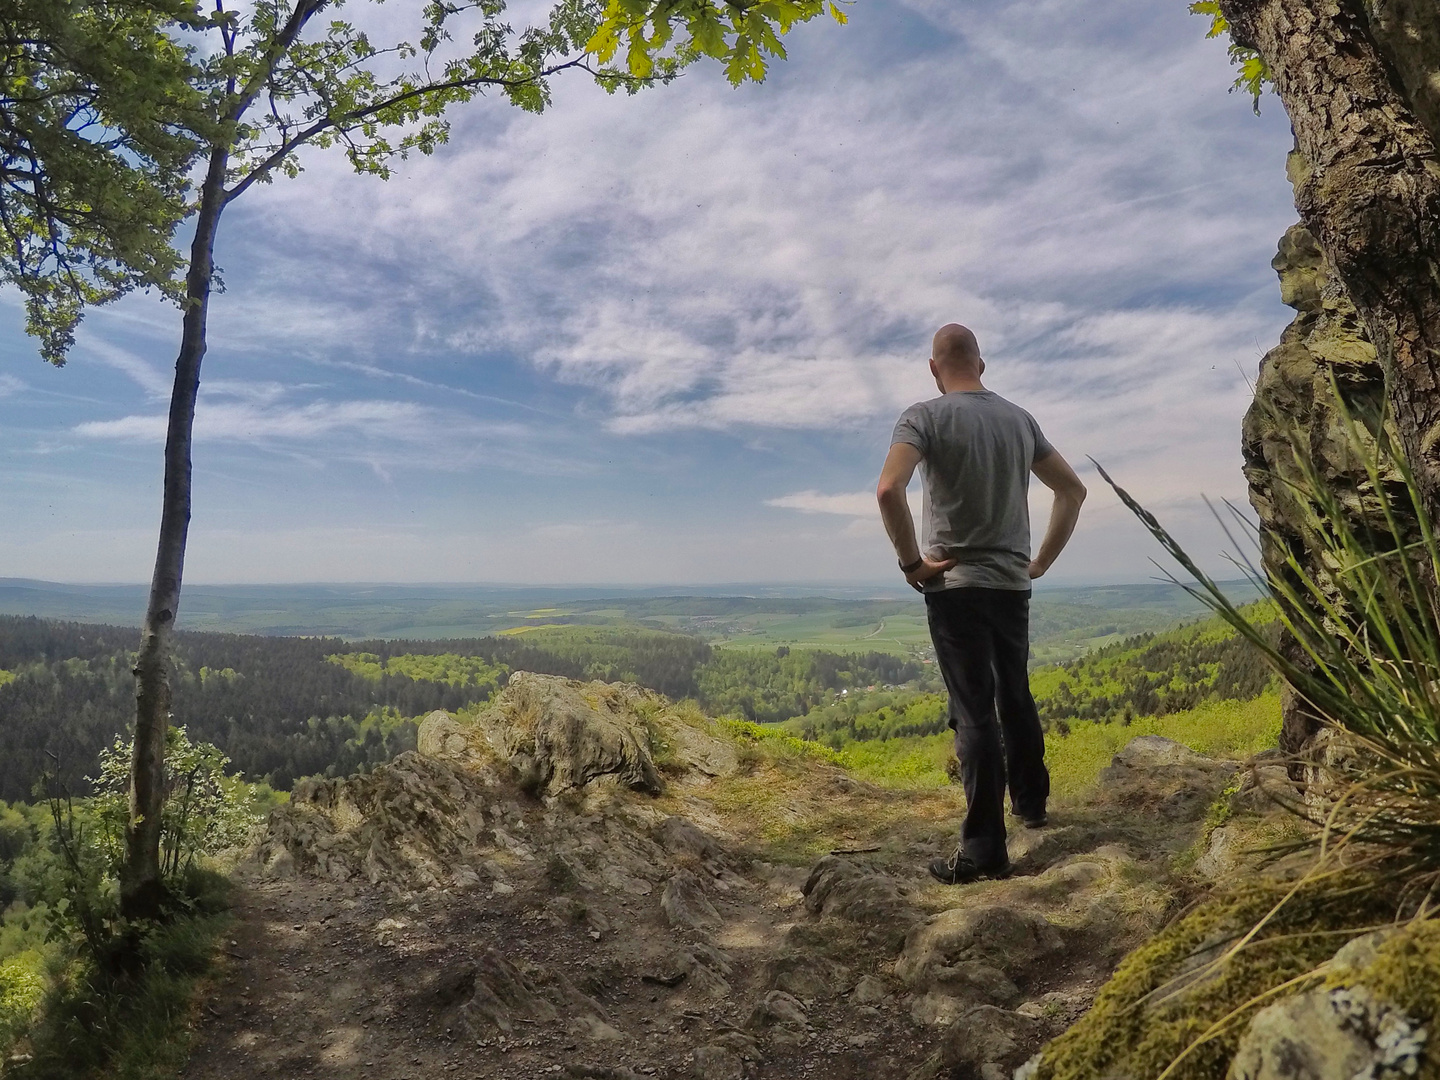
[927,850,1011,885]
[1012,807,1048,829]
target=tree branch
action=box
[223,55,597,203]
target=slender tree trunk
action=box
[120,143,229,919]
[1217,0,1440,521]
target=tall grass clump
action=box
[1100,402,1440,890]
[1070,387,1440,1077]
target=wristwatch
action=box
[900,557,923,574]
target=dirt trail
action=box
[181,676,1276,1080]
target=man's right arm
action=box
[1029,450,1086,579]
[877,443,956,591]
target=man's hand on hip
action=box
[1027,560,1046,580]
[906,556,957,593]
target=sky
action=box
[0,0,1300,588]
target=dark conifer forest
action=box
[0,616,920,800]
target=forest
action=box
[0,616,922,801]
[781,611,1277,749]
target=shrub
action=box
[88,725,259,882]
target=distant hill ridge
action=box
[0,578,1237,639]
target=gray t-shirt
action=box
[891,390,1053,591]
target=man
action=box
[877,323,1085,884]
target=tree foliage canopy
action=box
[0,0,207,363]
[586,0,848,86]
[0,0,846,364]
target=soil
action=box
[179,677,1269,1080]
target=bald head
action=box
[930,323,984,392]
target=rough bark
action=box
[1218,0,1440,522]
[120,145,228,919]
[1367,0,1440,138]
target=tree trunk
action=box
[1218,0,1440,522]
[121,144,228,920]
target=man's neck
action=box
[940,377,986,393]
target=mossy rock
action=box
[1032,871,1399,1080]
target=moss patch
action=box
[1035,871,1397,1080]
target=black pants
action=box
[926,586,1049,868]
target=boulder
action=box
[897,906,1065,990]
[661,870,722,929]
[802,856,922,952]
[253,751,495,887]
[478,673,664,797]
[908,1006,1049,1080]
[745,990,808,1033]
[1097,736,1239,822]
[1227,984,1426,1080]
[850,974,892,1004]
[1194,825,1246,880]
[1229,763,1295,815]
[657,816,724,862]
[692,1046,747,1080]
[456,950,610,1038]
[416,709,493,767]
[763,950,851,1001]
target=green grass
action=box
[1046,692,1281,800]
[837,692,1282,796]
[837,734,955,789]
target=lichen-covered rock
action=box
[250,751,498,887]
[416,708,494,767]
[907,960,1021,1024]
[1097,735,1239,822]
[1229,761,1294,816]
[1242,222,1404,767]
[1227,984,1426,1080]
[248,674,734,893]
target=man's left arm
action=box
[877,443,956,592]
[1028,449,1087,579]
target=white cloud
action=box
[767,490,877,516]
[81,339,171,399]
[214,0,1292,459]
[0,374,24,397]
[767,488,925,527]
[76,399,456,444]
[0,0,1301,585]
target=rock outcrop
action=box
[1242,221,1413,768]
[214,677,1277,1080]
